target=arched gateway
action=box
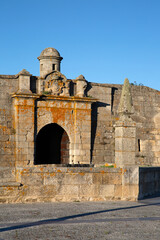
[35,123,70,165]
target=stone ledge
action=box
[0,74,18,79]
[0,182,22,187]
[11,93,97,103]
[90,82,122,88]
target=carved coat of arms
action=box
[44,71,69,96]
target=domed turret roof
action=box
[40,47,60,57]
[38,47,63,60]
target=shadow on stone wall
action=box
[84,82,92,97]
[69,80,74,96]
[30,76,37,93]
[91,102,97,163]
[91,101,109,163]
[138,167,160,199]
[34,99,38,164]
[111,87,118,114]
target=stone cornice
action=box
[37,55,63,61]
[11,93,97,103]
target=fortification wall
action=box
[0,74,160,203]
[0,75,160,183]
[131,86,160,166]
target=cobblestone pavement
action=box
[0,197,160,240]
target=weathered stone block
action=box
[64,173,92,185]
[122,185,139,200]
[79,184,100,197]
[58,185,79,196]
[114,185,122,199]
[21,173,44,185]
[122,167,139,185]
[99,185,115,197]
[102,173,122,185]
[24,185,57,197]
[115,152,135,166]
[92,173,102,184]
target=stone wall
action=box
[0,75,18,183]
[0,73,160,203]
[131,86,160,166]
[1,165,160,203]
[1,76,160,178]
[88,83,160,166]
[128,86,160,166]
[88,83,115,164]
[0,166,139,203]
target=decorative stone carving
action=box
[75,75,87,97]
[44,71,70,96]
[60,80,70,96]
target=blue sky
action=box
[0,0,160,90]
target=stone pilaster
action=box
[115,78,136,167]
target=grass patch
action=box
[100,165,114,168]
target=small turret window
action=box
[40,64,43,71]
[52,64,55,70]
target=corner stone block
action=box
[122,166,139,185]
[115,138,136,151]
[122,185,139,201]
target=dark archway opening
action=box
[35,123,69,165]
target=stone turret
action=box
[75,75,87,97]
[37,47,63,78]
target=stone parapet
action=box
[0,166,144,203]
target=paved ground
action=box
[0,197,160,240]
